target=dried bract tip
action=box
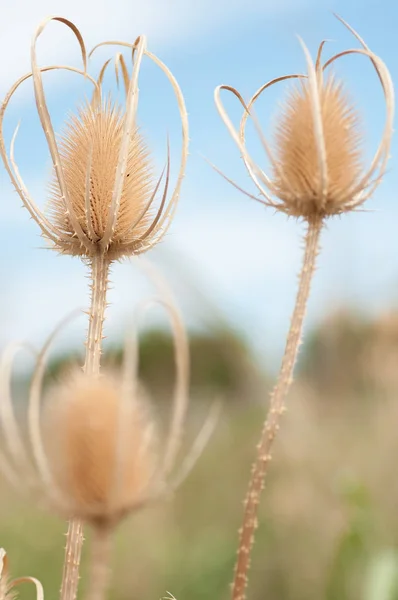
[48,99,154,259]
[214,17,394,221]
[0,549,44,600]
[44,369,157,526]
[272,75,363,218]
[0,551,9,600]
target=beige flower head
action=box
[48,99,156,260]
[0,549,43,600]
[43,369,157,525]
[0,303,217,527]
[214,16,394,220]
[0,17,188,260]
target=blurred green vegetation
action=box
[42,325,266,403]
[299,308,398,398]
[3,308,398,600]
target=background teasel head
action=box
[0,302,217,528]
[0,549,44,600]
[43,369,158,526]
[214,16,394,221]
[0,17,188,260]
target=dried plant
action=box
[0,15,189,600]
[43,369,158,525]
[0,18,188,261]
[0,549,44,600]
[48,99,156,260]
[214,16,394,600]
[0,300,218,600]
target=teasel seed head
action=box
[270,74,363,218]
[0,302,219,528]
[43,369,157,526]
[48,98,155,259]
[0,17,188,260]
[214,16,394,221]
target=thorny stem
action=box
[84,253,111,376]
[60,520,85,600]
[60,252,110,600]
[85,526,113,600]
[231,216,323,600]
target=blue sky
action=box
[1,0,398,368]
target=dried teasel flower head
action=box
[0,17,188,260]
[48,99,155,260]
[0,302,218,528]
[214,16,394,221]
[0,549,44,600]
[43,369,157,525]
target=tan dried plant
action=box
[214,16,394,600]
[0,18,188,262]
[43,370,157,525]
[48,98,156,260]
[0,302,217,600]
[0,15,189,600]
[0,549,44,600]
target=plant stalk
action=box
[85,526,113,600]
[60,252,110,600]
[231,216,323,600]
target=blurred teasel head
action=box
[0,549,44,600]
[42,368,158,525]
[214,16,394,221]
[0,301,217,529]
[0,17,188,260]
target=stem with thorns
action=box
[84,253,110,376]
[85,526,113,600]
[231,216,323,600]
[60,251,110,600]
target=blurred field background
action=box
[3,301,398,600]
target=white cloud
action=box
[0,0,309,95]
[2,193,398,368]
[165,199,398,360]
[0,252,152,350]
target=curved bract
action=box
[0,17,189,260]
[214,15,394,220]
[0,549,44,600]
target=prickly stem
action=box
[231,216,323,600]
[60,252,110,600]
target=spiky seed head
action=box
[272,75,363,218]
[48,98,154,260]
[43,369,157,526]
[0,20,189,263]
[215,20,393,224]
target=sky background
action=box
[1,0,398,369]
